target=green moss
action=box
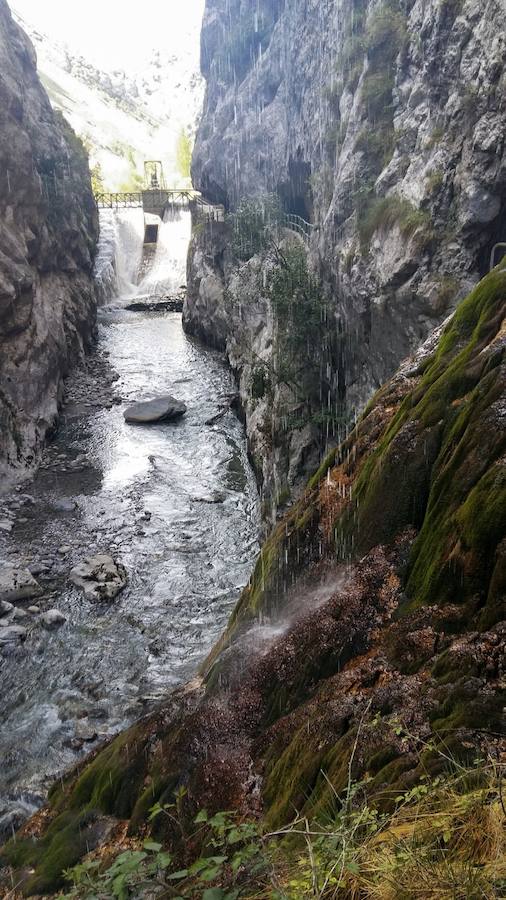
[263,729,328,827]
[129,775,179,834]
[251,366,271,400]
[367,745,400,775]
[1,809,101,896]
[429,683,506,734]
[307,446,337,491]
[333,264,506,630]
[68,727,147,818]
[263,728,357,827]
[431,650,480,685]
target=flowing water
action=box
[0,209,260,835]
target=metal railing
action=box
[94,190,226,224]
[94,189,202,210]
[490,242,506,271]
[192,201,225,223]
[283,213,315,244]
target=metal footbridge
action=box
[94,189,225,222]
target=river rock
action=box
[0,567,43,603]
[124,395,187,424]
[0,625,27,643]
[70,555,127,602]
[41,609,67,628]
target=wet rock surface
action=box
[70,555,127,602]
[124,395,187,424]
[0,567,42,604]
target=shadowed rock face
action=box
[0,0,98,478]
[2,266,504,897]
[186,0,506,515]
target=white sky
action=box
[10,0,205,71]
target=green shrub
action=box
[354,124,396,169]
[228,194,282,261]
[358,195,433,253]
[426,168,444,194]
[251,366,271,400]
[365,3,407,56]
[361,71,395,120]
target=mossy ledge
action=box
[1,268,505,895]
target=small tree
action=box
[176,128,193,180]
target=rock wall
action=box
[0,0,98,478]
[186,0,506,517]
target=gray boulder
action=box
[124,395,187,424]
[41,609,67,628]
[0,625,27,643]
[0,567,42,603]
[70,555,127,602]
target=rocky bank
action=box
[0,0,98,478]
[185,0,506,523]
[2,261,504,896]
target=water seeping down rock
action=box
[0,0,98,477]
[185,0,506,525]
[2,259,504,897]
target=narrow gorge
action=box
[0,0,505,897]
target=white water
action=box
[94,208,145,303]
[139,209,191,298]
[94,208,190,305]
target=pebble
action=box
[28,564,50,577]
[27,605,40,614]
[58,546,72,555]
[11,607,28,620]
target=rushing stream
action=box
[0,209,260,836]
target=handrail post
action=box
[490,242,506,271]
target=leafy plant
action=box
[60,758,505,899]
[227,194,283,261]
[358,194,433,253]
[176,128,193,181]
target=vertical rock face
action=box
[0,0,98,477]
[187,0,506,514]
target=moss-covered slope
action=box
[1,268,504,895]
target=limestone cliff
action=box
[0,0,98,477]
[3,265,504,896]
[185,0,506,521]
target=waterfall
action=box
[138,208,191,299]
[94,207,191,305]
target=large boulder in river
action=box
[70,555,127,602]
[0,567,42,604]
[123,395,187,424]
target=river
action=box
[0,208,260,837]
